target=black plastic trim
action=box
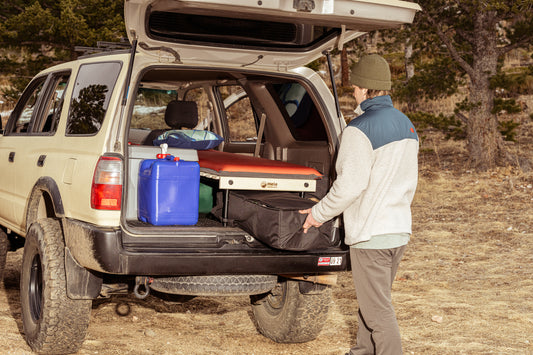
[65,247,103,299]
[28,177,65,217]
[63,218,349,276]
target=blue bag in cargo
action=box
[138,155,200,225]
[153,129,223,150]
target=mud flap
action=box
[65,247,102,299]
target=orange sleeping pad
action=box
[197,150,322,179]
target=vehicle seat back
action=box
[143,100,199,145]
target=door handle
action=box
[37,155,46,167]
[8,152,15,162]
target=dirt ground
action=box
[1,127,532,354]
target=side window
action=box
[66,62,122,135]
[131,88,177,130]
[184,87,211,130]
[219,85,256,142]
[36,72,70,134]
[275,83,327,141]
[8,77,46,134]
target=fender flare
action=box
[26,179,102,299]
[26,177,65,232]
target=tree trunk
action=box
[404,37,416,112]
[341,47,350,87]
[466,77,503,170]
[405,38,414,80]
[465,11,508,170]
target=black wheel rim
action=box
[28,254,43,322]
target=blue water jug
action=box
[138,155,200,225]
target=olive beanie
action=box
[350,54,391,90]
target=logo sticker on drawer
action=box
[318,256,342,266]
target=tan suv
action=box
[0,1,419,353]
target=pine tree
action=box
[0,0,125,102]
[405,0,533,169]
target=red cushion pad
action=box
[198,150,322,178]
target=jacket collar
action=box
[360,95,393,112]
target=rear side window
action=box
[148,11,338,50]
[184,87,211,130]
[66,62,122,135]
[130,88,176,130]
[275,83,327,141]
[219,85,256,142]
[36,72,71,134]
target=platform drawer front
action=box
[138,158,200,225]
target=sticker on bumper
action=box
[318,256,342,266]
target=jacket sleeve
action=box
[311,126,373,223]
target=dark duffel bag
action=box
[213,191,339,251]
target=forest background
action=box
[0,0,532,171]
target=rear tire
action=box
[0,229,8,283]
[20,219,92,354]
[250,278,331,343]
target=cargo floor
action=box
[126,213,230,230]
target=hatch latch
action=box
[293,0,315,12]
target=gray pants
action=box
[348,246,406,355]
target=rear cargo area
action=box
[123,67,336,244]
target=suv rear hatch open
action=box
[124,0,421,69]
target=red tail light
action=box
[91,156,122,210]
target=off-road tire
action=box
[250,278,331,343]
[0,229,8,283]
[20,219,92,354]
[150,274,278,296]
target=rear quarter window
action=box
[275,83,328,141]
[66,62,122,135]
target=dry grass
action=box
[333,115,533,354]
[392,125,533,354]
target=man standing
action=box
[300,54,419,354]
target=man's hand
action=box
[299,208,323,234]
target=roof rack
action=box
[75,40,132,56]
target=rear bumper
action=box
[62,218,349,276]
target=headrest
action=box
[164,100,198,129]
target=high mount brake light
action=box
[91,156,122,210]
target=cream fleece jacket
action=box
[311,95,418,246]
